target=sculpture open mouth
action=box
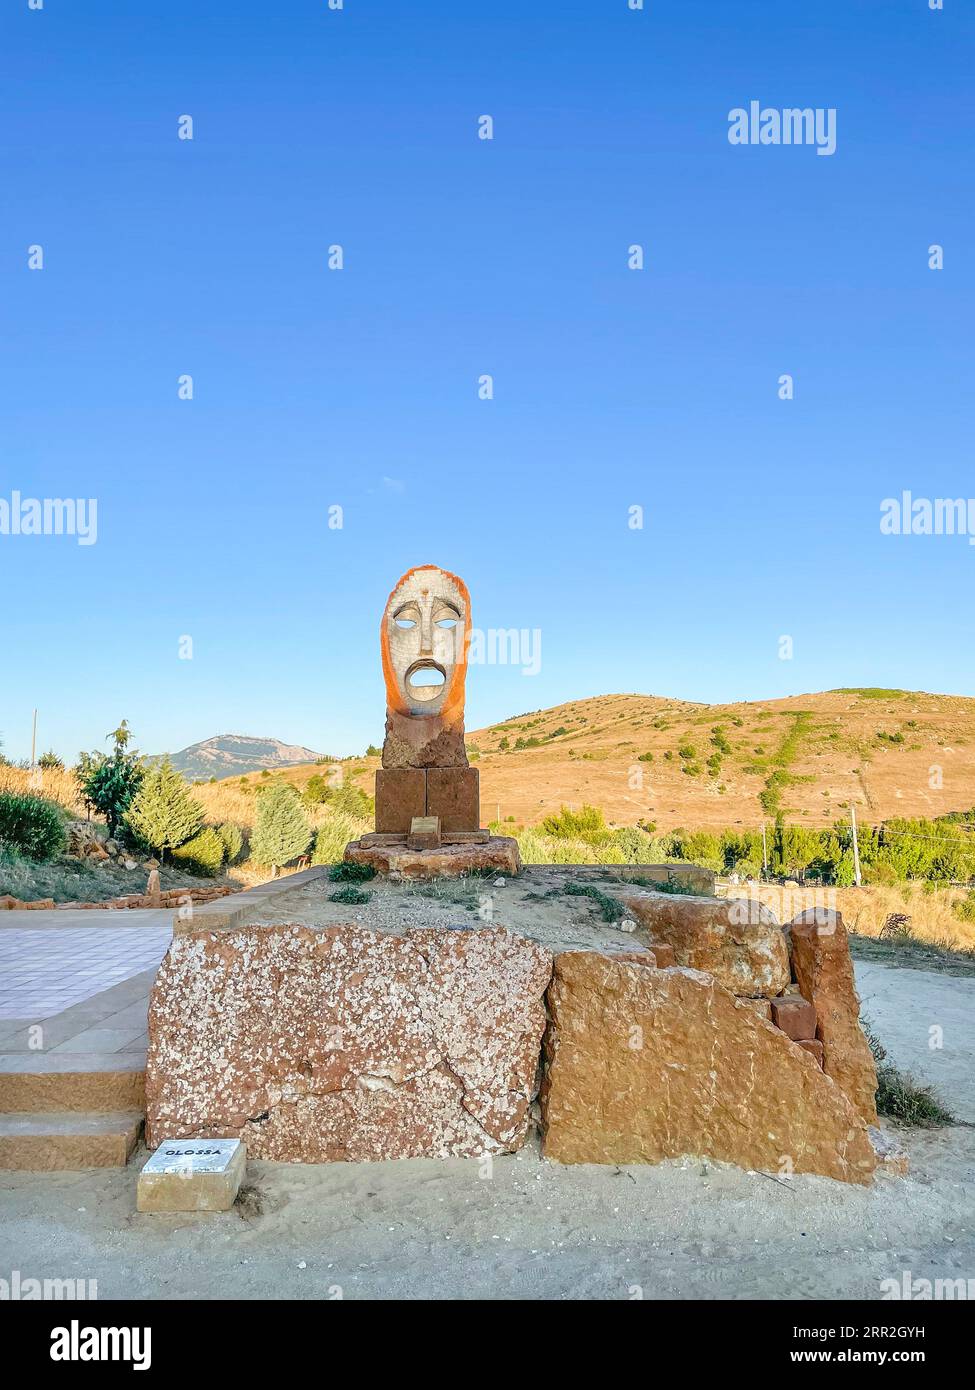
[406,661,447,702]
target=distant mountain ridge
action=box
[154,735,324,782]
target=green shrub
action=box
[217,822,245,866]
[328,862,376,883]
[0,792,67,862]
[171,827,225,876]
[953,892,975,923]
[603,827,655,864]
[304,774,373,819]
[329,884,372,905]
[710,726,732,755]
[650,877,698,896]
[541,804,609,844]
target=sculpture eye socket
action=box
[394,606,419,629]
[435,617,457,629]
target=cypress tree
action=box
[251,782,311,875]
[126,757,203,860]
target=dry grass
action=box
[717,880,975,953]
[0,764,85,815]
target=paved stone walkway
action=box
[0,924,173,1022]
[0,911,173,1060]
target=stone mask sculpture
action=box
[343,562,519,871]
[380,565,471,768]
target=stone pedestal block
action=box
[426,766,480,832]
[375,768,427,833]
[344,835,520,880]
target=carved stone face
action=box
[380,565,471,722]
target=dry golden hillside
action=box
[335,687,974,832]
[13,689,972,837]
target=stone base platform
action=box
[343,835,521,880]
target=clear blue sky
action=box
[1,0,972,763]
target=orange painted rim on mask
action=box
[380,564,472,725]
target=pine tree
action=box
[125,757,203,859]
[251,782,311,874]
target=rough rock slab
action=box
[787,908,879,1125]
[343,835,521,880]
[540,952,877,1184]
[622,890,790,997]
[146,924,552,1161]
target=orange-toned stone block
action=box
[771,995,818,1041]
[426,766,479,832]
[375,768,427,833]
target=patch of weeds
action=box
[609,871,699,896]
[329,884,372,905]
[562,881,625,923]
[864,1021,955,1128]
[953,892,975,924]
[410,879,482,911]
[327,861,376,883]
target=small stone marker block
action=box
[407,816,442,851]
[797,1039,825,1068]
[770,995,817,1041]
[137,1138,246,1213]
[375,768,427,833]
[425,766,479,831]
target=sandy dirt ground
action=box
[238,865,692,953]
[1,946,972,1300]
[855,961,975,1125]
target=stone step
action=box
[0,1053,145,1114]
[0,1110,143,1170]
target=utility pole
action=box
[851,804,863,887]
[29,708,40,789]
[761,822,768,878]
